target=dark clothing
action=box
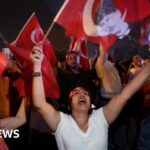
[138,116,150,150]
[30,129,58,150]
[5,98,59,150]
[29,98,59,150]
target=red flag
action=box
[69,36,77,51]
[0,52,8,76]
[69,37,90,71]
[8,44,60,100]
[8,13,60,99]
[80,39,90,71]
[14,12,57,65]
[54,0,150,49]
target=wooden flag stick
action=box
[42,21,55,44]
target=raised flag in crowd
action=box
[69,36,90,71]
[8,12,60,99]
[54,0,150,50]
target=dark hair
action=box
[94,1,116,25]
[67,87,93,114]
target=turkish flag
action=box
[8,13,60,99]
[114,0,150,22]
[54,0,150,49]
[14,12,57,65]
[69,37,90,71]
[80,39,90,71]
[8,43,60,100]
[69,36,78,51]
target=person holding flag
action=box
[57,38,98,113]
[0,12,59,150]
[30,44,150,150]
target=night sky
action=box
[0,0,73,60]
[0,0,64,40]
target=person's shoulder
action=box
[59,112,71,124]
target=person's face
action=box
[99,12,119,31]
[99,10,123,33]
[98,10,129,39]
[70,87,91,113]
[66,53,79,68]
[132,55,143,67]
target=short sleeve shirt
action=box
[54,108,108,150]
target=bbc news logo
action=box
[0,129,20,138]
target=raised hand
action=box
[30,45,43,66]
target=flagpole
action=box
[42,21,55,44]
[42,0,69,44]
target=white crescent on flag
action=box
[30,29,38,44]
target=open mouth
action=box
[78,98,86,105]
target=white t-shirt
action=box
[54,108,108,150]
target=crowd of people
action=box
[0,40,150,150]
